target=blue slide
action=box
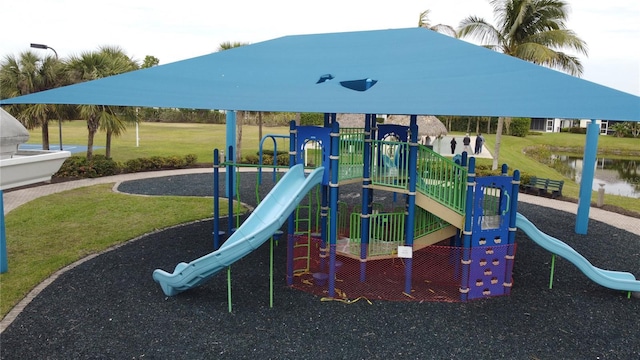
[516,212,640,293]
[153,164,324,296]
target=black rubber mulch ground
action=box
[1,173,639,359]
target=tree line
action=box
[1,46,161,160]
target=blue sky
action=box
[2,0,638,95]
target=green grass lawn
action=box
[28,120,290,162]
[1,185,229,317]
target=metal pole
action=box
[58,120,63,151]
[135,109,140,147]
[30,43,62,150]
[403,115,419,295]
[327,119,340,297]
[576,119,600,234]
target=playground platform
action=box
[1,170,639,359]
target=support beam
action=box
[225,111,236,198]
[576,119,599,234]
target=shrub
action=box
[122,154,199,173]
[55,155,120,179]
[55,154,198,179]
[276,154,289,166]
[568,127,587,134]
[90,155,119,176]
[261,155,274,166]
[123,158,144,172]
[510,117,531,137]
[300,112,324,126]
[244,154,260,165]
[475,165,533,192]
[184,154,198,166]
[259,149,288,157]
[518,171,533,189]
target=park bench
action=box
[524,176,564,199]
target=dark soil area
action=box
[1,173,639,359]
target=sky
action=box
[2,0,639,96]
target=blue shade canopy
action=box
[2,28,639,120]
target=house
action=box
[531,118,616,135]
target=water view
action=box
[551,155,640,198]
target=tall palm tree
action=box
[66,46,138,159]
[418,9,457,37]
[218,41,250,162]
[458,0,588,169]
[0,51,66,150]
[100,106,136,159]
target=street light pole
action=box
[30,43,62,151]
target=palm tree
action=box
[142,55,160,68]
[66,46,138,159]
[218,42,249,51]
[101,106,136,159]
[0,51,66,150]
[218,41,250,162]
[418,9,457,37]
[458,0,588,169]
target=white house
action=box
[531,118,613,134]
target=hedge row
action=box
[55,153,533,194]
[54,154,198,179]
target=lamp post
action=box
[30,43,62,151]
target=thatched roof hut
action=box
[386,115,448,138]
[335,113,369,128]
[335,113,448,138]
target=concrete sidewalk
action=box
[3,168,639,236]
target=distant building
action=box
[530,118,574,133]
[531,118,616,135]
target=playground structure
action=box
[281,115,518,301]
[153,114,640,303]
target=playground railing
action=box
[367,140,467,214]
[345,207,450,257]
[413,206,450,238]
[370,140,410,190]
[348,211,405,256]
[416,145,467,214]
[338,128,366,182]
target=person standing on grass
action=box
[462,133,472,154]
[450,137,457,154]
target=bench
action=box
[524,177,564,199]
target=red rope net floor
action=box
[290,236,516,302]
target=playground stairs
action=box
[414,192,464,230]
[413,225,458,251]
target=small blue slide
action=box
[516,212,640,293]
[153,164,324,296]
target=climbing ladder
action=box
[465,175,516,300]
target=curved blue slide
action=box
[516,212,640,293]
[153,164,324,296]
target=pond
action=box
[550,155,640,198]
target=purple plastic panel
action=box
[467,244,516,300]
